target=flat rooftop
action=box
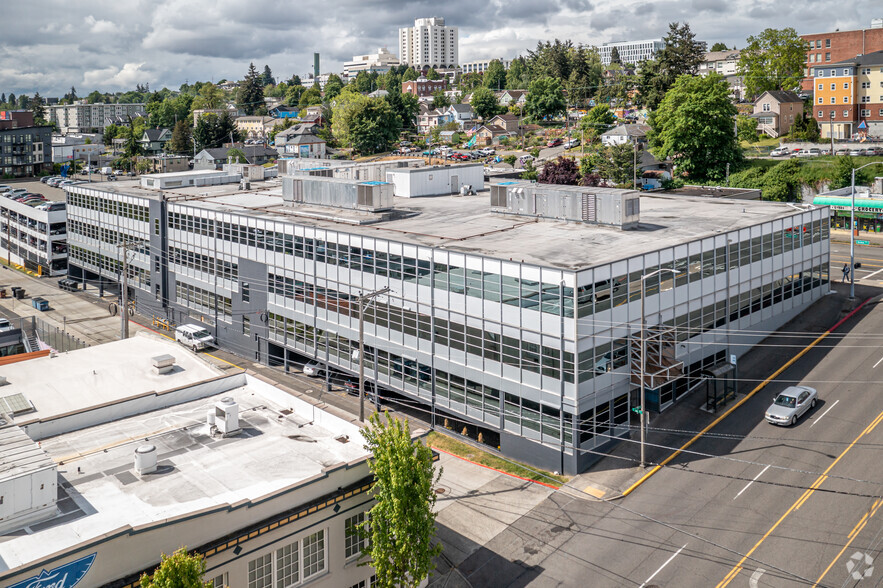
[0,345,367,572]
[0,334,224,427]
[70,179,817,271]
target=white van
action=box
[100,166,113,175]
[175,324,215,351]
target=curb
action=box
[431,446,560,490]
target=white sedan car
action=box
[765,385,817,426]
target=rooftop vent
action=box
[0,375,7,386]
[151,354,176,375]
[134,444,157,475]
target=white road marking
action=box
[639,544,686,587]
[810,399,840,428]
[861,267,883,280]
[749,568,766,588]
[734,465,771,500]
[874,355,883,369]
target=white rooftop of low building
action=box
[0,346,367,572]
[68,179,818,271]
[0,333,224,426]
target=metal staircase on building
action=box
[23,327,40,353]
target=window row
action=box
[170,246,238,281]
[175,281,232,318]
[67,192,149,222]
[576,266,827,382]
[247,529,326,588]
[71,245,151,287]
[68,219,148,253]
[268,273,575,381]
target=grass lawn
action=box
[426,431,570,487]
[741,136,780,149]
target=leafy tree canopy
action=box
[470,86,499,120]
[710,42,729,52]
[139,548,209,588]
[484,59,507,90]
[738,27,806,99]
[523,76,566,121]
[538,156,580,185]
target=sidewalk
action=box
[565,281,875,501]
[830,228,883,247]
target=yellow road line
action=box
[813,499,883,587]
[622,303,853,498]
[204,352,243,369]
[716,409,883,588]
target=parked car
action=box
[36,202,65,211]
[0,184,11,192]
[174,324,215,351]
[547,138,563,147]
[765,385,817,426]
[848,149,863,156]
[865,147,881,156]
[3,188,27,197]
[770,147,790,157]
[835,149,849,156]
[302,361,324,377]
[0,318,12,332]
[565,138,581,148]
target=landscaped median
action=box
[427,431,569,488]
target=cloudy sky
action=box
[0,1,873,97]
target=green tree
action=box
[332,92,370,146]
[506,57,527,89]
[470,86,499,120]
[610,46,621,64]
[760,158,801,201]
[324,74,345,101]
[299,85,322,107]
[738,28,806,99]
[829,155,858,190]
[123,127,142,158]
[523,76,566,121]
[268,118,295,143]
[520,159,538,180]
[193,112,240,150]
[579,104,617,134]
[430,91,450,111]
[350,99,402,154]
[384,88,419,130]
[361,413,442,588]
[524,39,574,83]
[736,115,759,143]
[167,120,193,154]
[484,59,507,90]
[238,62,265,115]
[31,92,46,125]
[710,42,729,52]
[597,143,639,185]
[7,93,15,108]
[458,72,483,92]
[637,22,705,109]
[191,84,225,110]
[402,67,418,82]
[227,148,247,163]
[566,46,603,107]
[284,85,305,106]
[86,90,104,104]
[261,64,275,86]
[139,547,209,588]
[648,73,741,181]
[425,67,440,81]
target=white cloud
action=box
[83,63,149,88]
[84,15,117,35]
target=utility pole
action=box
[358,286,391,422]
[117,238,145,340]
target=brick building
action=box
[402,76,446,97]
[801,19,883,91]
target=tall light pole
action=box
[849,160,883,299]
[639,267,681,468]
[830,110,835,156]
[358,286,390,422]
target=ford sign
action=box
[9,553,96,588]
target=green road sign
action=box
[856,240,870,245]
[631,406,643,415]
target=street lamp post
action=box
[849,161,883,299]
[830,111,835,156]
[639,267,681,468]
[358,286,391,422]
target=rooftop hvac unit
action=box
[134,444,157,475]
[215,397,241,436]
[490,184,507,208]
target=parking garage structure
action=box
[64,173,830,474]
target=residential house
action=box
[446,103,475,127]
[600,124,650,147]
[474,124,509,145]
[269,105,300,118]
[235,116,276,140]
[497,90,528,108]
[751,90,803,138]
[485,114,520,132]
[138,128,172,155]
[417,108,452,134]
[192,107,240,127]
[698,50,745,101]
[274,123,326,158]
[193,145,278,169]
[811,50,883,138]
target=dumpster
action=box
[32,297,49,311]
[13,288,24,300]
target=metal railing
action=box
[31,316,88,352]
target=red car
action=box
[547,138,563,147]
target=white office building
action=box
[0,198,67,275]
[399,17,458,70]
[0,334,377,588]
[460,58,512,75]
[63,174,830,474]
[46,101,147,134]
[344,47,401,76]
[599,39,666,65]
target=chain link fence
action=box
[31,316,88,352]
